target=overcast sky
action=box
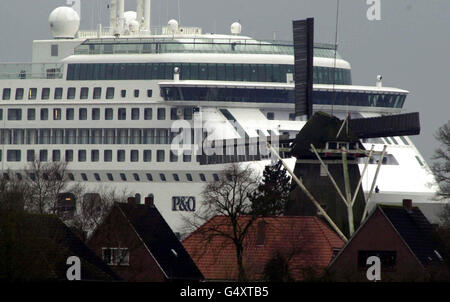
[0,0,449,164]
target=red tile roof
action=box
[182,215,344,281]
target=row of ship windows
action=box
[0,107,195,121]
[0,128,189,145]
[66,63,352,85]
[0,149,192,163]
[4,170,218,183]
[362,136,410,146]
[1,87,152,101]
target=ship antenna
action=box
[331,0,340,118]
[177,0,181,25]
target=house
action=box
[182,215,344,281]
[328,199,446,281]
[87,197,204,282]
[0,211,120,281]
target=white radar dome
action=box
[231,22,242,35]
[168,19,179,33]
[124,11,137,24]
[49,6,80,39]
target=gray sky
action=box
[0,0,449,164]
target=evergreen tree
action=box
[250,161,292,216]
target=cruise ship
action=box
[0,1,441,234]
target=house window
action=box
[357,251,397,270]
[102,248,129,266]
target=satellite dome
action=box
[168,19,179,33]
[231,22,242,35]
[124,11,137,24]
[49,6,80,39]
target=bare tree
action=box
[185,163,260,281]
[24,160,69,214]
[432,121,450,200]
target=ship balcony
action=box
[0,63,64,80]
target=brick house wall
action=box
[329,208,426,281]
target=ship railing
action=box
[0,63,64,80]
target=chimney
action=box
[403,199,413,213]
[145,196,154,207]
[127,196,136,205]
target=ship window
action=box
[27,88,37,100]
[213,173,219,181]
[134,89,139,98]
[106,87,115,99]
[199,173,206,182]
[400,136,409,145]
[39,150,48,162]
[117,150,125,162]
[77,129,89,144]
[143,150,151,162]
[94,173,101,181]
[79,108,87,120]
[390,137,399,145]
[54,87,63,99]
[80,87,89,99]
[147,90,152,97]
[120,173,127,181]
[415,156,424,167]
[105,108,113,120]
[52,150,60,162]
[91,150,99,162]
[78,150,86,162]
[104,150,112,162]
[160,173,166,181]
[7,109,22,121]
[170,108,178,120]
[173,174,180,182]
[170,152,178,162]
[184,107,193,120]
[41,88,50,100]
[53,108,61,120]
[81,173,88,181]
[7,150,21,162]
[116,128,128,144]
[51,44,58,57]
[384,137,391,144]
[0,109,2,120]
[289,113,296,121]
[16,173,22,181]
[183,153,192,162]
[146,173,153,181]
[40,108,48,120]
[104,129,115,144]
[92,108,100,120]
[65,150,73,162]
[130,150,138,162]
[121,90,126,98]
[157,150,165,162]
[27,109,36,120]
[144,108,152,120]
[15,88,24,100]
[186,173,193,182]
[67,87,76,99]
[267,112,274,120]
[157,108,166,120]
[26,150,35,162]
[68,173,75,181]
[93,87,102,99]
[66,108,74,120]
[106,173,113,181]
[130,129,141,144]
[118,108,126,120]
[131,108,140,120]
[2,88,11,100]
